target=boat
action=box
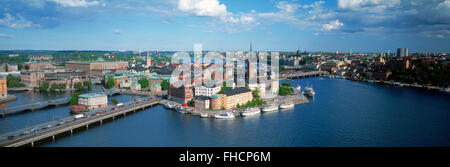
[163,103,173,109]
[303,86,315,97]
[175,106,185,113]
[262,104,278,112]
[200,113,209,118]
[439,88,450,93]
[241,107,261,117]
[279,102,294,109]
[214,113,235,119]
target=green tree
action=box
[74,82,84,91]
[138,78,149,88]
[161,80,169,90]
[69,92,81,105]
[39,81,49,92]
[106,77,115,89]
[83,81,92,90]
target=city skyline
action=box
[0,0,449,52]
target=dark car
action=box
[7,136,15,140]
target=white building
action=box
[194,86,221,97]
[78,93,108,110]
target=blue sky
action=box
[0,0,449,52]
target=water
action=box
[3,78,450,146]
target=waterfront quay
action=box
[161,93,309,118]
[0,97,161,147]
[280,71,329,80]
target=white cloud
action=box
[0,13,40,28]
[178,0,227,17]
[112,29,122,35]
[338,0,401,11]
[0,33,13,38]
[49,0,102,7]
[322,19,344,31]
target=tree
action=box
[187,99,195,107]
[161,80,168,90]
[83,81,92,90]
[6,74,25,88]
[138,78,149,88]
[74,82,84,91]
[106,77,115,89]
[111,98,119,105]
[24,65,30,70]
[4,64,8,72]
[69,92,81,105]
[39,81,50,92]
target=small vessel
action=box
[69,105,87,113]
[241,107,261,117]
[262,104,278,112]
[175,106,185,113]
[214,112,235,119]
[163,103,173,109]
[303,86,315,97]
[439,88,450,93]
[279,102,294,109]
[200,113,209,118]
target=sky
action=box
[0,0,449,53]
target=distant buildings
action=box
[43,72,87,89]
[130,82,141,92]
[20,71,44,87]
[65,61,128,77]
[397,48,408,58]
[150,83,161,94]
[78,93,108,110]
[22,61,53,72]
[29,55,52,61]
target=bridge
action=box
[0,89,122,117]
[0,97,161,147]
[280,71,329,80]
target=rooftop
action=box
[78,93,107,98]
[219,87,252,96]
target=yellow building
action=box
[0,77,6,98]
[219,87,253,110]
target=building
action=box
[195,86,221,97]
[150,83,161,94]
[130,82,141,92]
[210,94,221,110]
[29,55,52,61]
[20,71,44,87]
[145,56,152,68]
[397,48,408,58]
[43,72,87,88]
[7,64,18,72]
[78,93,108,110]
[22,61,53,72]
[0,77,7,98]
[194,96,210,110]
[119,79,131,88]
[65,61,128,77]
[219,87,253,110]
[168,84,193,104]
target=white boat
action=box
[303,86,315,97]
[175,106,185,113]
[163,103,173,109]
[200,113,209,118]
[439,88,450,93]
[241,107,261,117]
[262,104,278,112]
[279,102,294,109]
[214,113,235,119]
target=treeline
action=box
[389,62,450,87]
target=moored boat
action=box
[214,112,235,119]
[279,102,294,109]
[262,104,278,112]
[175,106,185,113]
[241,107,261,116]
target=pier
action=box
[0,97,161,147]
